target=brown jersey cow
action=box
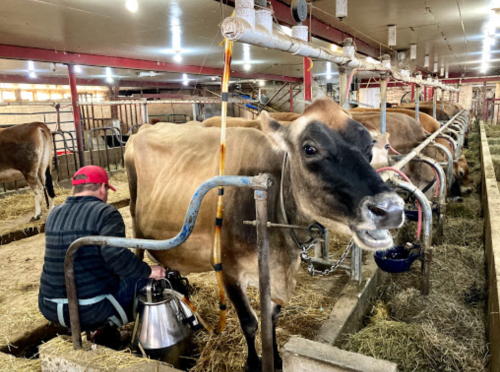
[126,97,404,371]
[0,122,55,220]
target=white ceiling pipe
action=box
[221,15,459,91]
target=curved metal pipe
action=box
[392,179,433,295]
[428,142,455,193]
[65,173,273,349]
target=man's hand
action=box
[149,265,166,278]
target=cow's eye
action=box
[384,144,390,150]
[372,140,377,147]
[303,146,317,156]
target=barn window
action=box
[36,92,50,101]
[2,91,16,101]
[51,93,62,100]
[21,91,34,101]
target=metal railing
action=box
[86,127,125,172]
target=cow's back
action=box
[125,124,282,274]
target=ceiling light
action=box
[183,73,189,86]
[211,76,217,81]
[28,61,35,71]
[29,71,36,78]
[410,44,417,60]
[440,67,444,76]
[424,55,429,68]
[74,65,82,73]
[326,62,332,80]
[259,80,265,87]
[105,67,113,83]
[125,0,138,13]
[331,44,338,52]
[174,52,182,63]
[433,61,438,73]
[388,25,397,47]
[481,62,489,73]
[106,77,114,83]
[243,63,251,71]
[336,0,348,20]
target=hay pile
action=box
[187,264,348,371]
[342,129,489,371]
[0,353,40,372]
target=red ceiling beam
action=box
[0,44,302,83]
[0,74,196,88]
[441,77,500,85]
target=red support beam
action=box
[67,64,85,168]
[0,44,302,83]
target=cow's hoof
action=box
[245,358,262,372]
[30,216,41,222]
[274,355,283,370]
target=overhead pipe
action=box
[220,2,459,92]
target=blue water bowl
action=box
[404,209,419,222]
[374,245,421,273]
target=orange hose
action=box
[212,37,233,334]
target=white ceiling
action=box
[0,0,498,86]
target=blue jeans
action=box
[113,277,149,319]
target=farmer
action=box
[38,165,164,341]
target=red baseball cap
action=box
[72,165,116,191]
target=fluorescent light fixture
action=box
[445,70,449,79]
[424,55,429,68]
[243,63,251,71]
[259,80,265,86]
[106,67,113,83]
[440,67,444,76]
[174,52,182,63]
[28,61,35,71]
[433,61,438,73]
[29,71,36,78]
[388,25,396,46]
[74,65,82,73]
[410,44,417,60]
[336,0,348,19]
[125,0,138,13]
[182,73,189,86]
[326,62,332,80]
[481,62,489,73]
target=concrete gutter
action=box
[479,121,500,372]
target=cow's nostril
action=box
[368,205,386,217]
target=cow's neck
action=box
[279,156,317,244]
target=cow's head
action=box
[260,97,404,250]
[453,155,472,195]
[370,132,391,169]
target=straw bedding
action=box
[342,128,489,372]
[0,171,131,225]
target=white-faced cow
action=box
[125,97,404,371]
[0,122,55,220]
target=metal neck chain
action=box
[301,238,354,276]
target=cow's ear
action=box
[260,111,290,152]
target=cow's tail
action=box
[39,124,56,207]
[45,166,56,199]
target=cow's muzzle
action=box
[351,192,405,251]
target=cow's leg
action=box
[225,280,261,372]
[272,304,282,370]
[26,174,43,221]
